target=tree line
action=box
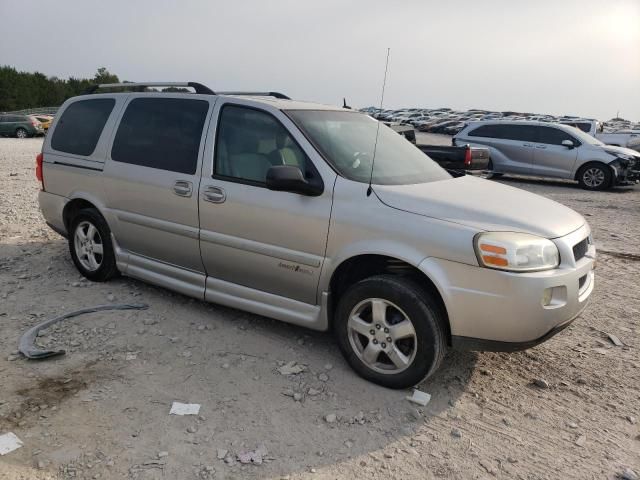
[0,66,120,112]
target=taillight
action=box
[464,146,472,167]
[36,152,44,190]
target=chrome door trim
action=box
[199,229,322,268]
[112,209,199,239]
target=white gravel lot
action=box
[0,138,639,480]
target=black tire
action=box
[68,208,119,282]
[482,160,503,179]
[334,275,447,389]
[577,163,612,190]
[15,128,28,139]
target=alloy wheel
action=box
[74,221,104,272]
[347,298,417,374]
[583,167,605,188]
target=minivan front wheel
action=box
[69,209,119,281]
[578,163,611,190]
[15,128,28,139]
[335,275,447,389]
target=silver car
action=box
[454,120,640,190]
[38,83,596,388]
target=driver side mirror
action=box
[266,165,323,196]
[561,139,575,149]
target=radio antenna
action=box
[367,47,391,197]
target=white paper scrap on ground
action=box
[0,432,23,456]
[406,389,431,407]
[170,402,201,416]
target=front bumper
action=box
[419,224,595,348]
[611,158,640,184]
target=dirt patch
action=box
[1,364,98,429]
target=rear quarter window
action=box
[467,124,502,138]
[51,99,115,156]
[111,98,209,175]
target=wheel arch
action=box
[574,160,611,181]
[326,254,452,344]
[62,195,109,232]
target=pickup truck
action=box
[561,120,640,152]
[418,144,490,172]
[385,122,416,144]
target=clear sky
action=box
[1,0,638,120]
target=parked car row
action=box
[361,106,640,141]
[0,113,53,138]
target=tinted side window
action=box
[111,98,209,174]
[468,124,536,141]
[51,99,115,156]
[215,105,311,184]
[468,124,502,138]
[499,125,537,142]
[537,126,576,146]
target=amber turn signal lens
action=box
[479,244,507,254]
[482,255,509,266]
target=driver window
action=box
[215,105,310,184]
[537,126,577,146]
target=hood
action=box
[602,145,640,158]
[374,176,584,238]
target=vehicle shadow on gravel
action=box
[2,238,478,478]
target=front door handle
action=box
[202,186,226,204]
[535,145,547,149]
[523,143,534,147]
[173,180,193,197]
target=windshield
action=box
[286,110,451,185]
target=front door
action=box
[530,126,579,179]
[198,102,334,305]
[103,95,213,295]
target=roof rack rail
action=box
[81,82,215,95]
[218,91,291,100]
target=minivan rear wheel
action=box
[334,275,447,389]
[577,163,611,190]
[69,208,119,282]
[482,160,503,179]
[15,128,28,139]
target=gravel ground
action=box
[0,138,639,480]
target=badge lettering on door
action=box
[278,262,313,276]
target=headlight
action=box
[616,153,634,161]
[474,232,560,272]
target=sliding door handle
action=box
[173,180,193,197]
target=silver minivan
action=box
[454,121,640,190]
[38,83,596,388]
